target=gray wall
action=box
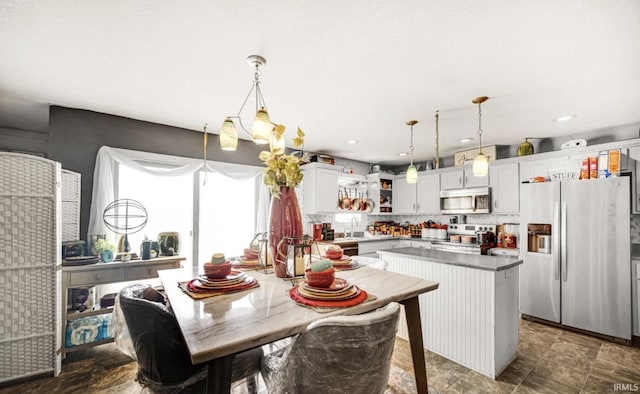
[48,106,265,240]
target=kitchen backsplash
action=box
[303,212,520,238]
[305,212,640,243]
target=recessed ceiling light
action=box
[346,139,359,144]
[554,114,577,122]
[458,137,474,143]
[398,152,409,157]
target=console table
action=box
[60,256,185,357]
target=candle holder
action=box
[281,235,322,281]
[250,232,270,274]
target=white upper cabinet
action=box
[393,172,440,215]
[393,176,417,215]
[489,163,519,213]
[441,168,489,190]
[417,172,440,214]
[302,163,340,214]
[519,157,571,182]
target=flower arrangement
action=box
[94,238,116,254]
[259,127,305,198]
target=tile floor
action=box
[1,319,639,393]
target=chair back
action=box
[268,302,400,393]
[119,283,201,386]
[351,255,388,270]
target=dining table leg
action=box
[400,296,428,394]
[206,354,234,393]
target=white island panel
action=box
[380,249,520,379]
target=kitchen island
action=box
[378,247,522,379]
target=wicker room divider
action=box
[0,152,62,382]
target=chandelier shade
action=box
[219,118,238,151]
[251,108,274,144]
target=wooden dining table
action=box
[158,265,439,393]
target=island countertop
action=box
[378,247,523,272]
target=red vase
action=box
[269,187,303,278]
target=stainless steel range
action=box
[430,224,496,255]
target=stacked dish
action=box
[297,278,360,301]
[232,248,261,269]
[289,277,368,308]
[185,270,258,295]
[323,255,359,270]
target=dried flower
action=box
[260,127,305,198]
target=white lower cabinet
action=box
[358,240,399,257]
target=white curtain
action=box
[88,146,269,243]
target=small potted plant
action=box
[95,239,116,263]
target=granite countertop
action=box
[378,247,523,272]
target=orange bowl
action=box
[305,267,335,288]
[204,261,232,279]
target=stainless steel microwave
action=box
[440,187,491,214]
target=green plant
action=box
[259,127,305,198]
[94,238,116,254]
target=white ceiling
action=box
[1,1,640,165]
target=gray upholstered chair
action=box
[118,283,263,393]
[260,302,400,393]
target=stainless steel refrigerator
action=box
[519,177,631,340]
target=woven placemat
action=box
[178,280,260,300]
[287,288,377,313]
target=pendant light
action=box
[406,120,418,184]
[472,96,489,177]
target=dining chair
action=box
[118,283,263,393]
[260,302,400,393]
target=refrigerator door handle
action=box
[561,201,568,282]
[553,201,560,281]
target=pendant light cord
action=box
[409,123,415,165]
[477,100,483,154]
[435,111,440,169]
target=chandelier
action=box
[218,55,285,151]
